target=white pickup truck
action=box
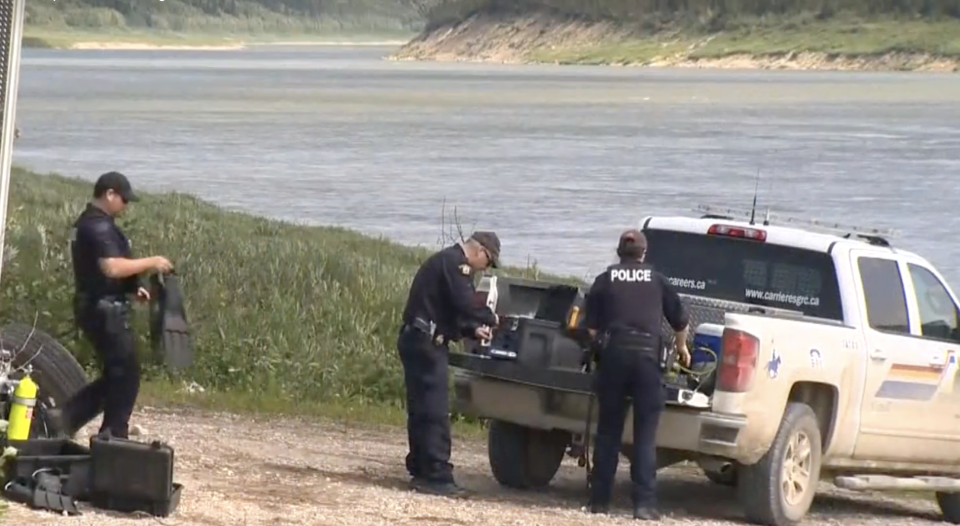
[449,205,960,526]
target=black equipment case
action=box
[89,434,183,517]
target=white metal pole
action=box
[0,0,26,288]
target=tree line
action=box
[26,0,445,33]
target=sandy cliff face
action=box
[392,11,959,72]
[394,11,631,64]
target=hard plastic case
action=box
[89,435,182,517]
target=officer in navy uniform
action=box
[50,172,174,439]
[584,229,690,520]
[398,231,501,497]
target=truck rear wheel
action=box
[737,402,822,526]
[488,420,569,490]
[935,492,960,524]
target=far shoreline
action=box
[388,50,960,73]
[65,40,407,51]
[22,28,412,51]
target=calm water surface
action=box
[13,46,960,282]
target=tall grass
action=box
[1,167,555,411]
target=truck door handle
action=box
[871,349,887,361]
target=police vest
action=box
[602,263,663,337]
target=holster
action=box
[586,332,607,367]
[95,300,131,335]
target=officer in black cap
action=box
[398,231,501,497]
[584,229,690,520]
[50,172,174,439]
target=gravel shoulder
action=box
[3,407,945,526]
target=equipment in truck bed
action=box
[457,275,804,406]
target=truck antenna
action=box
[749,167,761,225]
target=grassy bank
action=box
[528,17,960,66]
[399,0,960,70]
[1,167,554,426]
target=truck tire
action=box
[737,402,822,526]
[2,323,89,438]
[488,420,569,490]
[935,492,960,524]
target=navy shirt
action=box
[71,204,139,301]
[585,262,689,336]
[401,244,498,341]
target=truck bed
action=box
[452,278,795,407]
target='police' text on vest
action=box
[611,268,652,282]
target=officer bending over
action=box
[585,229,690,520]
[398,231,501,497]
[51,172,173,439]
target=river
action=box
[13,45,960,283]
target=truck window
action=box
[857,257,910,334]
[907,263,960,343]
[642,229,842,320]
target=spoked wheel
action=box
[780,429,815,508]
[1,323,89,439]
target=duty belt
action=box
[606,330,659,357]
[401,317,448,346]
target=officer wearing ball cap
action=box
[50,172,174,439]
[397,230,501,497]
[583,228,690,520]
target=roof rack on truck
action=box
[693,204,900,248]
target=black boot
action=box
[586,499,609,514]
[633,505,661,520]
[410,478,469,499]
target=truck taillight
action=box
[708,224,767,242]
[717,328,760,393]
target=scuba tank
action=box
[7,374,37,440]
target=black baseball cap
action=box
[617,228,647,257]
[470,231,501,268]
[93,171,139,203]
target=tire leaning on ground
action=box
[488,419,570,490]
[936,492,960,524]
[2,323,89,439]
[737,402,823,526]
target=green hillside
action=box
[403,0,960,68]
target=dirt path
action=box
[3,407,945,525]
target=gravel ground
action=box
[2,407,946,526]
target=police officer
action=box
[398,231,501,497]
[50,172,174,439]
[584,229,690,520]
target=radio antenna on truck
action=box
[749,167,761,226]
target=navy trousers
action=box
[589,345,665,508]
[397,329,454,483]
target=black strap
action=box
[3,473,82,516]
